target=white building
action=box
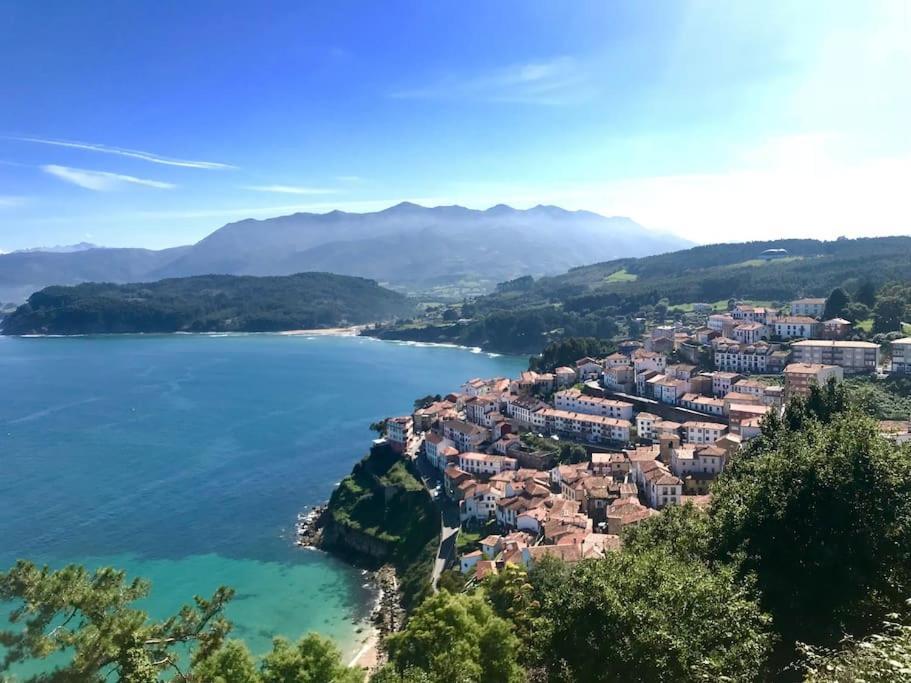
[458,452,518,476]
[460,483,503,523]
[670,444,726,478]
[539,408,631,443]
[714,340,772,374]
[790,298,826,318]
[554,388,634,419]
[682,421,727,445]
[772,316,818,340]
[442,419,488,453]
[790,340,879,374]
[732,378,766,400]
[636,460,683,509]
[711,371,743,397]
[633,351,667,374]
[891,338,911,375]
[554,366,578,387]
[575,357,603,381]
[733,322,766,344]
[680,393,725,416]
[424,432,455,469]
[386,416,413,454]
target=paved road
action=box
[413,446,460,592]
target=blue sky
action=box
[1,0,909,251]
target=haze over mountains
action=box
[0,203,690,303]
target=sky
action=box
[0,0,909,251]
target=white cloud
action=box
[8,136,235,169]
[529,137,911,242]
[390,56,593,105]
[42,165,176,191]
[241,185,337,195]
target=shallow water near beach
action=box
[0,333,524,673]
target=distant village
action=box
[380,297,911,583]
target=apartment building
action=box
[783,363,844,399]
[790,340,879,374]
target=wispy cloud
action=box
[8,136,235,169]
[42,165,176,191]
[0,195,28,208]
[241,185,337,195]
[389,56,593,105]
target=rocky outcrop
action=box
[320,517,394,566]
[316,443,440,608]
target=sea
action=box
[0,333,525,672]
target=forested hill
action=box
[483,236,911,311]
[369,235,911,353]
[1,272,415,335]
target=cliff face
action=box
[321,516,394,564]
[321,444,440,608]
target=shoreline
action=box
[277,325,366,337]
[3,325,369,339]
[295,506,399,674]
[4,328,519,359]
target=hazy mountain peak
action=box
[0,202,694,302]
[14,241,102,254]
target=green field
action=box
[604,268,638,283]
[668,298,777,314]
[722,256,807,269]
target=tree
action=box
[369,420,388,437]
[856,280,878,308]
[801,609,911,682]
[621,501,712,564]
[710,400,911,649]
[412,395,442,410]
[824,287,850,320]
[873,296,906,333]
[529,337,615,373]
[483,564,540,655]
[191,640,260,683]
[261,634,363,683]
[0,561,233,683]
[534,550,773,682]
[840,302,870,324]
[369,665,433,683]
[384,592,523,683]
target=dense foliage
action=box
[520,432,585,465]
[377,592,523,683]
[194,635,362,683]
[528,337,616,372]
[710,388,911,649]
[801,611,911,682]
[0,561,233,682]
[2,272,414,335]
[533,549,773,682]
[842,375,911,420]
[323,446,440,609]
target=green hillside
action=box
[1,272,415,335]
[368,236,911,353]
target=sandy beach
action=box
[350,627,380,671]
[278,325,366,337]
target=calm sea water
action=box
[0,333,524,668]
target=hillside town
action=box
[382,297,911,582]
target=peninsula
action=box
[0,272,415,335]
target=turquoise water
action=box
[0,333,525,669]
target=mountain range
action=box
[0,203,690,303]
